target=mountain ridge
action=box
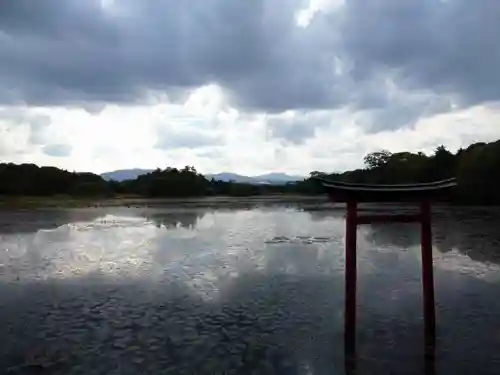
[208,172,304,184]
[100,169,154,181]
[100,169,304,184]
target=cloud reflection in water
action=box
[0,205,500,373]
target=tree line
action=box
[310,139,500,204]
[1,139,499,204]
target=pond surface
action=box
[1,200,500,374]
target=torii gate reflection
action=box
[316,177,457,374]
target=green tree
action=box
[364,150,392,169]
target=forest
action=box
[1,139,499,204]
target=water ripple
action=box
[1,204,500,374]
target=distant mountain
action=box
[208,172,303,185]
[101,169,304,184]
[253,173,304,183]
[206,173,255,183]
[101,169,154,181]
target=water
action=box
[1,200,500,374]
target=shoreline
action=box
[0,195,497,210]
[0,194,326,209]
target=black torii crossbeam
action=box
[316,177,457,370]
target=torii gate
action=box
[316,177,457,370]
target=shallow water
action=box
[1,200,500,374]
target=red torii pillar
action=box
[317,177,457,370]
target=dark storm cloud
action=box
[340,0,500,108]
[0,0,332,111]
[266,111,333,144]
[1,0,499,123]
[267,117,315,145]
[359,94,454,132]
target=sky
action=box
[1,0,500,176]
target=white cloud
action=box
[296,0,345,27]
[2,91,500,175]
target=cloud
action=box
[155,128,222,150]
[1,0,331,112]
[0,108,52,145]
[340,0,500,108]
[43,144,73,157]
[1,0,500,174]
[2,99,500,175]
[2,0,500,137]
[1,0,499,121]
[266,110,335,144]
